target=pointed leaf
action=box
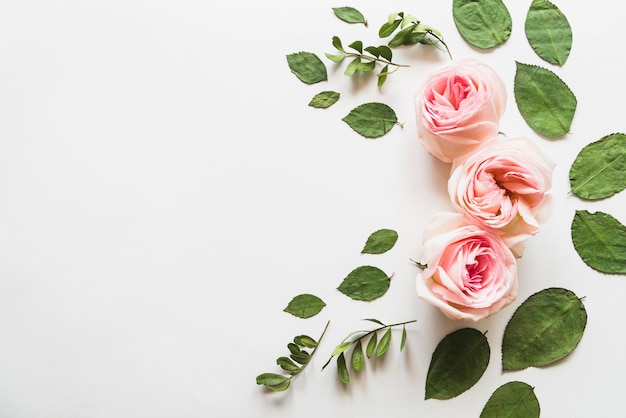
[286,52,328,84]
[514,62,577,138]
[502,288,587,370]
[571,210,626,274]
[331,340,353,357]
[344,57,361,76]
[377,65,389,87]
[308,91,340,109]
[356,61,376,73]
[480,381,540,418]
[283,293,326,318]
[348,40,363,54]
[525,0,572,65]
[351,340,365,371]
[256,373,291,391]
[332,6,367,26]
[366,332,378,357]
[361,228,398,254]
[376,328,392,357]
[331,35,345,52]
[453,0,512,48]
[400,325,407,351]
[377,45,392,61]
[325,52,346,63]
[363,318,385,326]
[425,328,490,400]
[337,353,350,384]
[342,102,398,139]
[276,356,301,372]
[337,265,391,301]
[364,46,380,58]
[379,18,402,38]
[569,133,626,200]
[387,24,416,48]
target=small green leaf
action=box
[308,91,340,109]
[376,328,392,357]
[331,341,353,357]
[294,335,317,349]
[332,6,367,26]
[387,24,416,48]
[525,0,572,65]
[356,61,375,73]
[337,265,391,301]
[344,57,361,76]
[425,328,490,400]
[400,325,407,351]
[361,228,398,254]
[453,0,512,48]
[276,356,301,372]
[351,340,365,371]
[363,318,385,326]
[337,353,350,384]
[377,45,392,61]
[571,211,626,274]
[569,133,626,200]
[364,46,380,58]
[366,332,378,357]
[502,288,587,370]
[283,294,326,319]
[256,373,291,392]
[379,18,401,37]
[331,35,345,52]
[286,52,328,85]
[348,40,363,53]
[325,52,346,63]
[480,381,540,418]
[342,102,398,139]
[514,62,576,138]
[290,351,311,365]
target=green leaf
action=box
[571,211,626,274]
[363,318,385,326]
[400,325,407,351]
[344,57,361,76]
[293,335,317,349]
[337,353,350,384]
[480,381,540,418]
[348,40,363,54]
[452,0,512,48]
[332,6,367,26]
[366,332,377,357]
[356,61,376,73]
[351,340,365,371]
[514,62,577,138]
[379,18,401,38]
[377,45,392,61]
[361,228,398,254]
[387,24,415,48]
[286,52,328,85]
[337,265,391,301]
[283,294,326,318]
[342,102,398,139]
[325,52,346,63]
[308,91,340,109]
[502,288,587,370]
[331,340,353,356]
[569,133,626,200]
[425,328,490,400]
[376,328,392,357]
[525,0,572,65]
[276,356,301,372]
[331,35,345,52]
[256,373,291,391]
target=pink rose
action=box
[448,137,555,256]
[414,59,506,162]
[417,212,518,321]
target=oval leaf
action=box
[256,373,291,391]
[337,265,391,301]
[351,340,365,371]
[276,356,301,372]
[308,91,340,109]
[452,0,512,48]
[514,62,577,138]
[480,381,540,418]
[366,332,378,357]
[337,353,350,384]
[425,328,490,400]
[571,210,626,274]
[342,102,398,138]
[361,228,398,254]
[400,325,407,351]
[286,51,328,84]
[283,293,326,318]
[376,328,392,357]
[332,6,367,26]
[569,133,626,200]
[502,287,587,370]
[525,0,572,65]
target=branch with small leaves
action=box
[379,12,452,59]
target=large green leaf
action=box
[342,102,398,138]
[525,0,572,65]
[571,210,626,274]
[502,288,587,370]
[514,62,577,137]
[425,328,490,400]
[480,381,540,418]
[283,294,326,318]
[569,133,626,200]
[286,51,328,84]
[361,228,398,254]
[452,0,512,48]
[337,265,391,301]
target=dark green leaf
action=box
[286,52,328,84]
[388,24,416,48]
[377,65,389,87]
[525,0,572,65]
[331,35,345,52]
[480,381,540,418]
[425,328,490,400]
[308,91,340,109]
[337,353,350,384]
[376,328,392,357]
[294,335,317,349]
[569,133,626,200]
[276,356,300,372]
[342,102,398,139]
[400,325,407,351]
[283,293,326,318]
[256,373,291,391]
[453,0,512,48]
[364,46,380,58]
[363,318,385,326]
[351,340,365,371]
[502,288,587,370]
[571,211,626,274]
[332,6,367,26]
[514,62,576,138]
[337,265,391,301]
[379,19,401,38]
[361,228,398,254]
[377,45,392,61]
[287,342,301,355]
[348,40,363,53]
[366,332,377,357]
[290,351,310,365]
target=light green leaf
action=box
[452,0,512,48]
[331,341,353,357]
[356,61,376,73]
[379,18,402,38]
[388,24,416,48]
[525,0,572,65]
[293,335,317,349]
[283,294,326,319]
[366,332,377,357]
[377,65,389,87]
[361,228,398,254]
[569,133,626,200]
[308,91,340,109]
[337,265,391,301]
[376,328,392,357]
[351,340,365,371]
[286,52,328,85]
[276,356,300,372]
[331,35,345,52]
[332,6,367,26]
[480,381,540,418]
[514,62,576,138]
[502,288,587,370]
[337,353,350,384]
[256,373,291,391]
[425,328,490,400]
[342,102,398,139]
[571,210,626,274]
[344,57,361,76]
[325,52,346,63]
[400,325,407,351]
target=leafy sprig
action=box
[379,12,451,59]
[256,320,330,391]
[322,318,416,384]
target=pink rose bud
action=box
[417,212,518,321]
[414,59,506,162]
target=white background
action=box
[0,1,624,417]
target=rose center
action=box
[463,256,486,292]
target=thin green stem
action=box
[344,52,409,68]
[290,320,330,380]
